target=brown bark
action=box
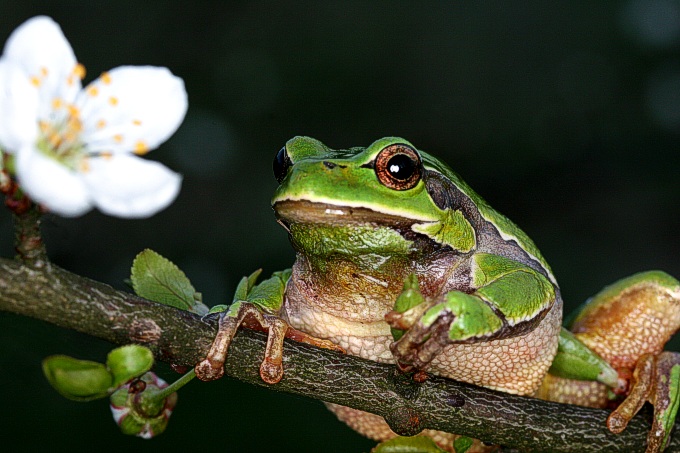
[0,257,676,452]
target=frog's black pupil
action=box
[273,147,291,184]
[387,154,416,181]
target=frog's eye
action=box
[273,147,292,184]
[374,144,422,191]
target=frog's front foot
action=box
[607,352,680,453]
[195,302,289,383]
[386,284,504,372]
[386,301,452,371]
[196,301,345,384]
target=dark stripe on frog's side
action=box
[423,169,553,283]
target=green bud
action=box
[42,355,113,401]
[110,372,178,439]
[373,435,447,452]
[106,345,154,387]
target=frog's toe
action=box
[195,302,287,383]
[390,312,453,370]
[607,352,680,453]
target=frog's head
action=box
[271,136,451,258]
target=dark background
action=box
[1,2,679,452]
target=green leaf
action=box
[207,304,230,314]
[42,355,113,401]
[372,436,447,453]
[246,274,287,312]
[453,436,473,453]
[131,249,204,313]
[106,345,155,387]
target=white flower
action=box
[0,16,187,217]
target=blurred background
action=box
[1,1,679,452]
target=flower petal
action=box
[83,154,182,218]
[78,66,187,155]
[2,16,82,118]
[16,145,91,216]
[0,61,39,152]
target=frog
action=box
[195,136,680,452]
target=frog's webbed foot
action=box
[607,352,680,453]
[386,275,504,372]
[386,302,453,371]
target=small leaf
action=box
[233,276,251,302]
[107,345,155,387]
[246,275,286,312]
[246,268,264,292]
[43,355,113,401]
[233,269,263,302]
[372,435,447,452]
[453,436,474,453]
[131,249,198,312]
[207,304,230,314]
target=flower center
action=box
[36,97,87,171]
[34,63,89,172]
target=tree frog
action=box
[196,137,680,452]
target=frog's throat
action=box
[273,199,418,230]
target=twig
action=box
[0,257,677,451]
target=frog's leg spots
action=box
[542,271,680,452]
[569,271,680,370]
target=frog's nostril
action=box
[323,161,336,169]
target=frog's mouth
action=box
[273,199,418,231]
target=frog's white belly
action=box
[283,279,562,396]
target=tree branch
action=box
[0,257,676,452]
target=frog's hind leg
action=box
[543,271,680,452]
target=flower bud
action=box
[110,372,177,439]
[106,344,154,387]
[42,355,112,401]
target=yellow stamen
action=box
[30,76,41,87]
[80,158,91,173]
[132,119,142,126]
[109,96,119,106]
[52,98,63,110]
[113,134,124,144]
[87,86,99,97]
[67,117,83,133]
[99,152,113,160]
[67,105,80,118]
[40,66,49,77]
[74,63,86,80]
[39,120,50,133]
[48,132,61,147]
[64,130,78,143]
[100,72,112,85]
[96,119,107,129]
[134,141,148,155]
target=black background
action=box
[1,2,679,452]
